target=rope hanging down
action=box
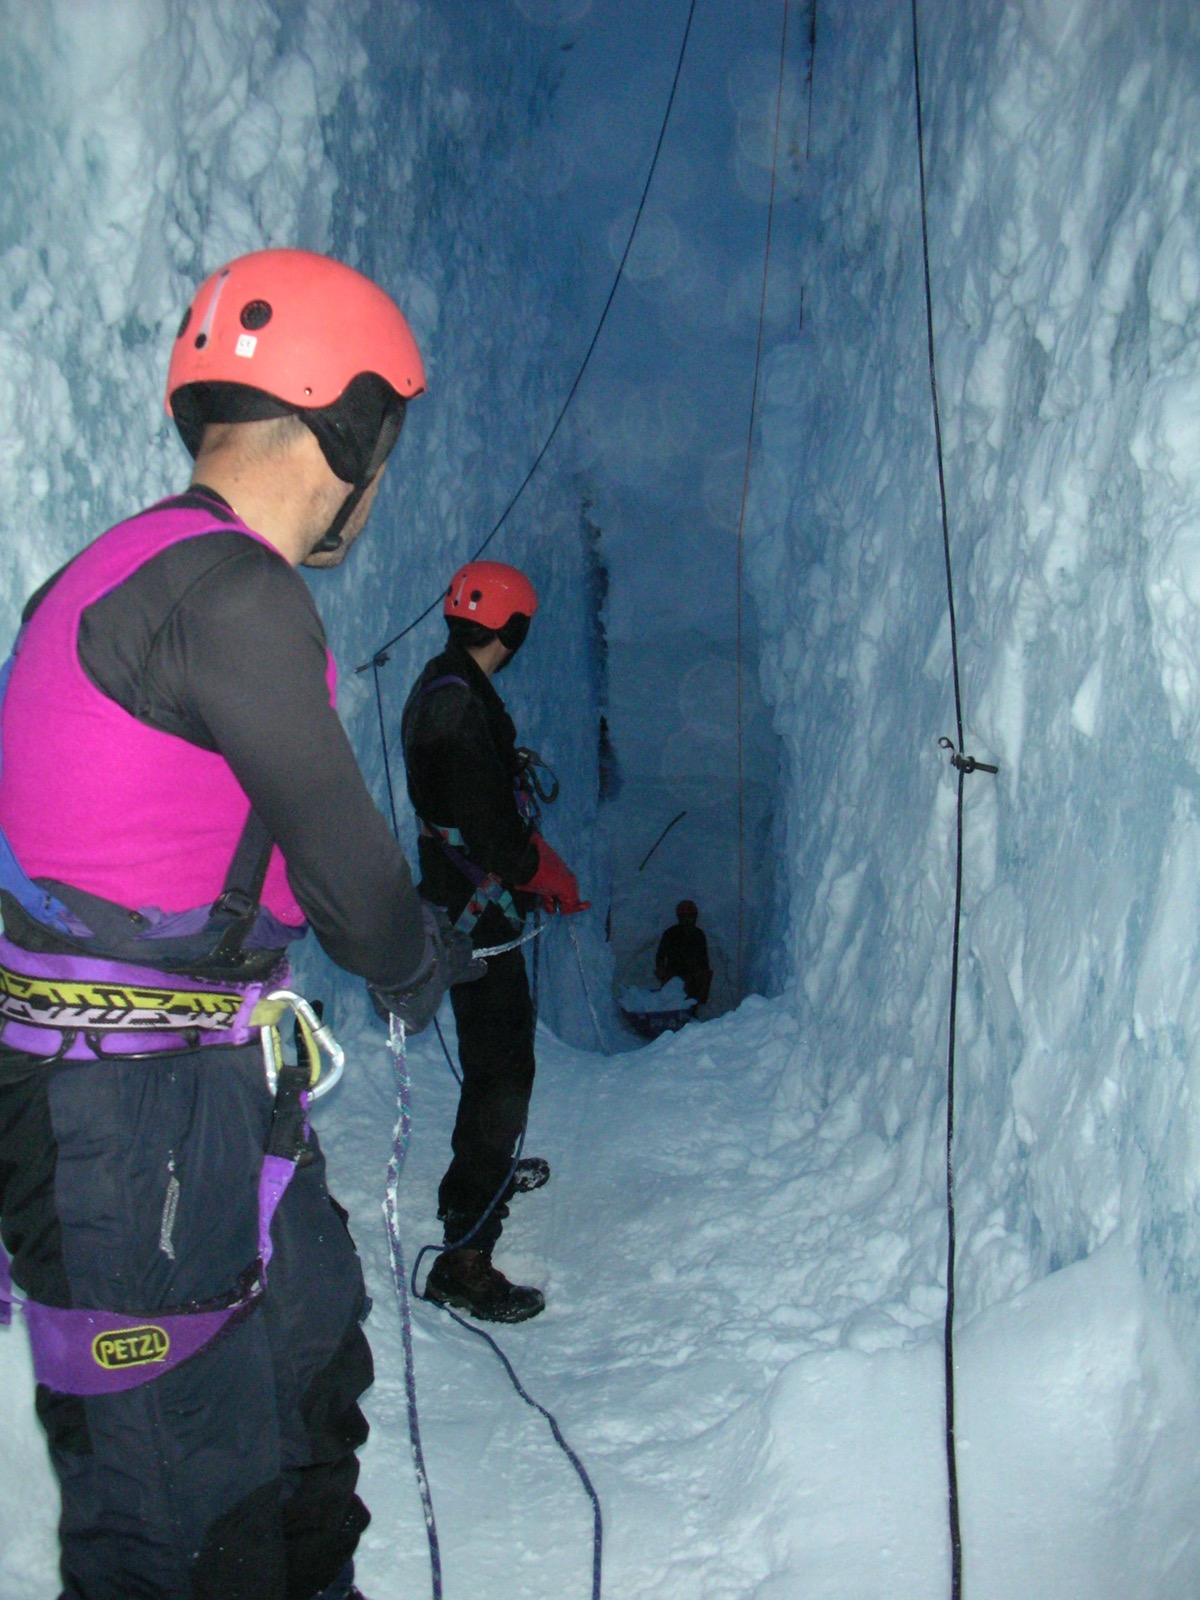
[384,1016,603,1600]
[910,4,997,1598]
[356,0,699,681]
[383,1019,443,1598]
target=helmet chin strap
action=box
[308,480,366,557]
[305,394,406,557]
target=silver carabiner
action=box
[254,989,346,1101]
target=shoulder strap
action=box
[208,808,275,965]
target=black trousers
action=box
[439,945,536,1254]
[0,1043,371,1600]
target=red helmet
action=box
[676,900,699,919]
[444,561,538,633]
[167,248,425,413]
[166,249,425,489]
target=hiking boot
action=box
[310,1562,367,1600]
[424,1247,545,1322]
[512,1155,550,1194]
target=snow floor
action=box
[3,993,1199,1598]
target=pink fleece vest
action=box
[0,502,333,925]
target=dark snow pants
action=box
[0,1041,372,1600]
[439,945,536,1254]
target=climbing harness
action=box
[403,670,555,939]
[0,495,350,1396]
[419,821,524,937]
[382,1014,603,1600]
[0,991,339,1395]
[911,2,999,1594]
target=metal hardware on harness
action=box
[474,921,548,959]
[514,746,560,808]
[252,989,344,1101]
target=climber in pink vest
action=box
[0,250,479,1600]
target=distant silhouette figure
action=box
[655,899,713,1005]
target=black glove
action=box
[368,903,486,1035]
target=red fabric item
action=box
[517,834,589,915]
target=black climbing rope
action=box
[637,809,687,873]
[910,3,998,1597]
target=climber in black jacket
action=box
[401,559,587,1322]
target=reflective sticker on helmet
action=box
[235,334,258,358]
[92,1325,170,1370]
[193,267,231,351]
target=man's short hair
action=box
[197,411,310,459]
[446,615,498,651]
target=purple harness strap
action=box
[0,932,285,1061]
[1,1151,296,1395]
[0,1244,11,1328]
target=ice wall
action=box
[749,0,1200,1338]
[0,0,369,610]
[0,0,610,1045]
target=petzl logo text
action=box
[92,1325,170,1369]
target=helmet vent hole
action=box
[194,332,208,350]
[470,590,483,602]
[240,299,272,331]
[175,307,192,340]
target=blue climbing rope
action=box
[435,1303,604,1600]
[384,1001,603,1600]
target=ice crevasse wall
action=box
[5,0,1200,1366]
[0,0,609,1043]
[749,0,1200,1349]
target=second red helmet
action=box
[444,561,538,632]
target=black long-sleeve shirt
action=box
[27,487,425,986]
[400,641,539,933]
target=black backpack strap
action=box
[209,809,274,964]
